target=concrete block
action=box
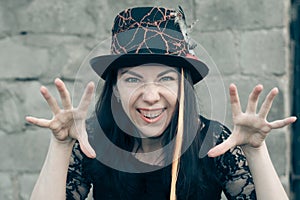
[237,0,285,29]
[85,0,114,39]
[195,0,284,31]
[195,0,242,31]
[0,173,14,200]
[22,35,96,82]
[0,129,50,172]
[19,173,39,200]
[0,0,35,9]
[23,34,82,48]
[59,44,91,80]
[266,130,288,176]
[0,35,97,83]
[0,81,54,133]
[0,37,48,79]
[16,0,95,35]
[195,75,229,125]
[0,82,24,133]
[240,29,287,76]
[193,30,239,76]
[0,3,17,37]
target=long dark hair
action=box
[85,65,218,198]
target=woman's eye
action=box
[159,76,175,82]
[124,77,140,83]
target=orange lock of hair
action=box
[170,68,185,200]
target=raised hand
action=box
[26,78,96,158]
[208,83,297,157]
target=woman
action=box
[26,6,296,200]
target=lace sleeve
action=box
[66,141,92,200]
[215,125,257,200]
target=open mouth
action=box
[137,108,166,122]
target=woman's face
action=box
[115,64,179,138]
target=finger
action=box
[78,82,95,112]
[207,137,236,157]
[77,130,96,158]
[269,116,297,129]
[258,87,278,119]
[40,86,60,114]
[55,78,72,110]
[246,84,263,114]
[26,116,51,127]
[229,83,242,117]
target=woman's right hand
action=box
[26,78,96,158]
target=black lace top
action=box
[66,117,256,200]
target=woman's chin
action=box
[137,127,165,139]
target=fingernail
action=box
[89,150,96,158]
[207,149,214,157]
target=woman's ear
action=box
[113,85,120,101]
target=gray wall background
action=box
[0,0,294,199]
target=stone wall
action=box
[0,0,293,199]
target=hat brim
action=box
[90,54,209,84]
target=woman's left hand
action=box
[207,83,297,157]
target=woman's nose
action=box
[142,83,160,104]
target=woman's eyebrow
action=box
[157,69,178,77]
[120,70,143,78]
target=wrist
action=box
[50,135,75,149]
[241,141,268,160]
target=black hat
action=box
[90,6,209,84]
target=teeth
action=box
[139,109,164,119]
[144,112,160,119]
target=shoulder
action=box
[198,115,232,148]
